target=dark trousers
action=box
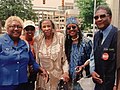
[0,83,28,90]
[15,83,28,90]
[27,81,35,90]
[0,82,35,90]
[16,82,35,90]
[95,83,114,90]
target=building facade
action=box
[32,0,120,30]
[106,0,120,29]
[32,0,79,31]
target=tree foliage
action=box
[76,0,106,30]
[0,0,37,21]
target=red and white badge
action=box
[102,53,109,60]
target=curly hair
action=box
[5,16,23,30]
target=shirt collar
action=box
[3,33,25,47]
[100,24,112,44]
[102,24,112,34]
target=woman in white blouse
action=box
[34,19,69,90]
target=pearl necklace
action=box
[71,36,79,41]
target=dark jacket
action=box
[93,26,118,90]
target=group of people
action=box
[0,4,120,90]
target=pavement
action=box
[79,77,95,90]
[78,70,95,90]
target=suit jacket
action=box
[117,30,120,90]
[117,30,120,69]
[93,25,118,90]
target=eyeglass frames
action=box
[9,25,22,29]
[67,26,77,30]
[94,14,109,20]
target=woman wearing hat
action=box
[65,16,92,90]
[21,20,37,90]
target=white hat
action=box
[23,20,35,29]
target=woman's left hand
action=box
[61,72,69,82]
[39,67,49,83]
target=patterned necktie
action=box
[98,32,103,46]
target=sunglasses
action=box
[67,26,77,30]
[94,14,109,20]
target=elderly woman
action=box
[65,17,92,90]
[34,19,69,90]
[0,16,48,90]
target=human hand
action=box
[60,72,69,82]
[91,71,103,84]
[28,65,34,73]
[113,85,116,90]
[75,65,84,74]
[39,67,49,83]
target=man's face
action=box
[94,9,111,30]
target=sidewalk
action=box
[79,77,95,90]
[78,70,95,90]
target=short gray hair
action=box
[5,16,23,29]
[95,5,112,16]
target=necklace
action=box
[71,36,79,41]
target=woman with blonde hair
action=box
[0,16,48,90]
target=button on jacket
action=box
[0,33,39,85]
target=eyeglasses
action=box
[9,25,22,29]
[25,27,35,31]
[67,26,77,30]
[94,14,109,20]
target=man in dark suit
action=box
[117,30,120,90]
[90,5,118,90]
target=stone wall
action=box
[106,0,120,29]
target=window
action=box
[43,0,45,4]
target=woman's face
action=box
[7,21,23,39]
[24,26,35,40]
[41,20,53,37]
[66,24,78,38]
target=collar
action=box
[100,24,112,44]
[102,24,112,34]
[3,33,25,47]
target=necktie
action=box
[98,32,103,46]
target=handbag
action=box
[57,79,68,90]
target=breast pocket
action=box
[0,47,13,56]
[102,48,115,61]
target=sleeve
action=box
[59,33,69,73]
[62,54,69,73]
[86,39,92,59]
[62,45,69,73]
[33,33,44,65]
[29,50,40,72]
[90,50,95,74]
